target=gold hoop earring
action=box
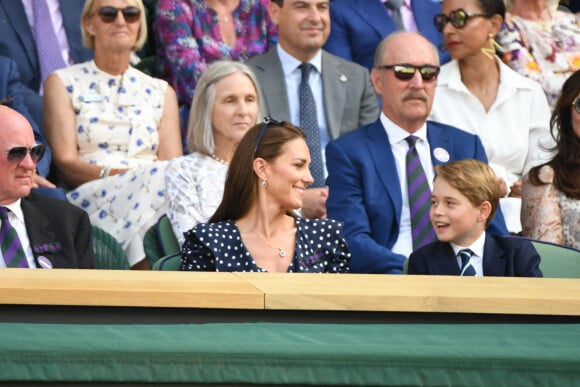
[481,33,501,60]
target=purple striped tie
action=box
[405,135,437,250]
[0,207,29,268]
[33,0,67,87]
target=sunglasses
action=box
[4,144,45,163]
[253,117,282,158]
[434,8,489,33]
[376,64,440,81]
[97,6,141,24]
[574,96,580,114]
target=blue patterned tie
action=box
[0,207,29,268]
[33,0,67,87]
[299,63,325,188]
[405,135,437,250]
[458,248,476,276]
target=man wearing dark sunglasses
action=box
[0,106,95,269]
[325,32,508,274]
[248,0,379,219]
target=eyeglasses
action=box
[376,64,440,81]
[434,8,489,33]
[97,6,141,24]
[574,96,580,114]
[253,117,282,158]
[4,144,45,163]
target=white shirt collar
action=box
[380,112,428,146]
[1,199,24,223]
[451,231,486,259]
[277,44,323,77]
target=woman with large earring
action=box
[428,0,554,234]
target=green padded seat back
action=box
[91,225,130,270]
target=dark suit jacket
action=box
[407,234,543,277]
[247,46,379,141]
[0,0,92,144]
[325,119,509,274]
[323,0,450,70]
[0,55,50,177]
[21,192,95,269]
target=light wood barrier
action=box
[1,269,580,323]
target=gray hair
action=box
[186,61,264,154]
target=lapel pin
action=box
[37,256,53,269]
[433,147,450,163]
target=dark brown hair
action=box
[209,121,306,222]
[528,70,580,200]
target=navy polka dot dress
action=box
[181,218,350,272]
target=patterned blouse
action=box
[155,0,278,106]
[497,11,580,110]
[181,218,351,272]
[521,165,580,250]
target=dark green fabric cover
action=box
[1,322,579,385]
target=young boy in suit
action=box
[407,159,542,277]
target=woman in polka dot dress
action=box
[181,120,350,273]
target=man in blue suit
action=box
[0,0,92,144]
[325,32,508,274]
[323,0,450,71]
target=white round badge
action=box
[433,147,450,163]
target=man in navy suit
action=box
[323,0,450,71]
[0,0,92,145]
[407,159,541,277]
[325,32,508,274]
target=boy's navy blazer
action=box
[407,234,543,277]
[325,119,509,274]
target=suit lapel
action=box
[21,196,57,263]
[366,121,403,222]
[321,51,347,139]
[430,243,462,275]
[426,122,452,167]
[252,48,291,122]
[0,2,38,72]
[352,0,396,36]
[482,234,507,276]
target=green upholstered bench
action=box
[1,322,579,385]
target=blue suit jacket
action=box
[0,0,92,145]
[323,0,450,71]
[407,234,543,277]
[325,119,509,274]
[0,55,50,177]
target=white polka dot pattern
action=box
[180,218,351,273]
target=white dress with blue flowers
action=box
[55,60,169,266]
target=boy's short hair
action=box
[434,159,500,228]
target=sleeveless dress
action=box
[55,60,170,266]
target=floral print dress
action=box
[55,60,170,266]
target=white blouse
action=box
[164,152,228,245]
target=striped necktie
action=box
[458,249,476,276]
[0,207,29,268]
[405,135,437,250]
[299,63,325,188]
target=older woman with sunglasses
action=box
[428,0,554,234]
[180,120,350,273]
[44,0,182,269]
[521,70,580,250]
[497,0,579,111]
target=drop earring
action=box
[481,33,501,60]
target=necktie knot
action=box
[300,63,314,81]
[0,207,8,220]
[385,0,403,11]
[405,135,418,149]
